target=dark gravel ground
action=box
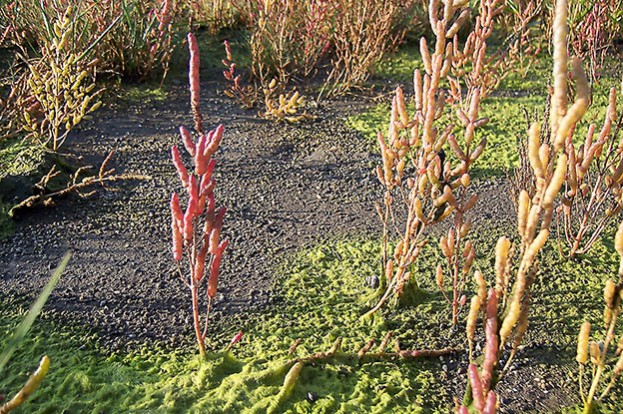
[2,76,560,412]
[0,80,384,351]
[0,77,516,352]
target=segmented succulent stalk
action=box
[171,33,229,357]
[577,322,591,365]
[0,356,50,414]
[368,0,488,320]
[481,289,498,393]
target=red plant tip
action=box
[207,193,216,214]
[188,174,199,206]
[218,239,229,254]
[179,126,196,157]
[183,198,197,241]
[205,159,217,180]
[207,240,228,298]
[207,253,222,298]
[195,134,208,175]
[224,40,233,60]
[205,125,225,158]
[170,193,183,224]
[200,173,215,197]
[483,390,498,414]
[468,364,485,411]
[194,244,208,282]
[227,330,244,351]
[187,32,203,134]
[171,215,183,261]
[171,146,189,187]
[188,33,200,101]
[209,207,227,254]
[481,288,499,393]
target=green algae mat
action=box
[2,232,623,413]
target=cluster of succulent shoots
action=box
[220,41,308,122]
[260,79,309,123]
[142,0,175,81]
[447,0,505,102]
[22,6,102,150]
[575,222,623,413]
[436,222,475,325]
[504,0,541,80]
[558,86,623,258]
[365,0,487,318]
[171,33,228,357]
[459,289,500,413]
[222,40,255,109]
[461,0,585,409]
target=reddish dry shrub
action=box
[242,0,334,86]
[2,0,181,80]
[324,0,405,96]
[569,0,619,83]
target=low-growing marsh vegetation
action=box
[3,0,623,412]
[1,235,622,412]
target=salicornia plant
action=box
[461,0,585,409]
[21,5,108,150]
[171,33,228,357]
[366,0,488,319]
[557,87,623,258]
[576,222,623,413]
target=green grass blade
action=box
[0,251,71,373]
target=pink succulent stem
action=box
[482,288,499,393]
[187,33,203,134]
[227,330,244,351]
[468,364,485,411]
[171,146,190,187]
[179,126,196,156]
[483,390,498,414]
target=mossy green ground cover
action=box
[0,140,47,238]
[2,229,623,412]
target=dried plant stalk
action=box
[461,1,582,409]
[171,33,229,357]
[9,151,149,217]
[557,86,623,258]
[366,0,488,319]
[576,221,623,413]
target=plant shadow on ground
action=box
[1,225,623,412]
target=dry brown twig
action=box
[9,151,149,216]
